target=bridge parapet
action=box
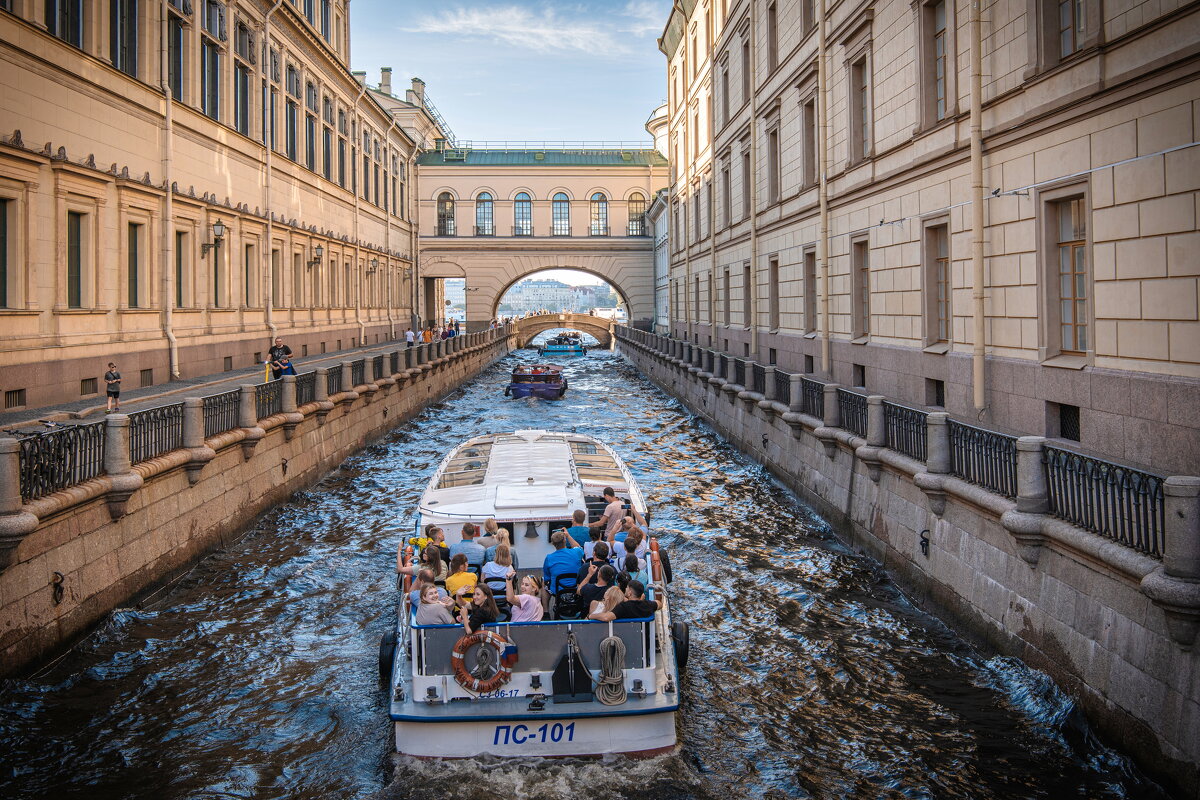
[509,312,617,349]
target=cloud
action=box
[405,5,628,56]
[619,0,665,37]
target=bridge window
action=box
[514,192,532,236]
[475,192,494,236]
[627,193,646,236]
[552,193,570,236]
[437,192,456,236]
[589,193,608,236]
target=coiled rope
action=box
[595,635,627,706]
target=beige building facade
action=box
[0,0,421,411]
[415,147,668,329]
[661,0,1200,475]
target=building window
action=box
[552,192,570,236]
[766,126,781,204]
[767,256,780,330]
[244,242,256,306]
[337,136,345,187]
[320,0,331,40]
[175,231,187,307]
[742,263,752,326]
[45,0,83,48]
[742,149,752,219]
[0,199,7,308]
[126,222,142,307]
[694,275,702,322]
[167,13,185,99]
[851,237,870,339]
[801,97,817,187]
[234,64,250,134]
[201,40,220,120]
[917,0,956,128]
[766,2,778,71]
[1058,0,1084,58]
[436,192,455,236]
[514,192,531,235]
[589,193,608,236]
[932,1,947,120]
[272,249,282,306]
[924,222,951,345]
[1056,197,1088,353]
[305,113,316,170]
[723,267,731,325]
[741,37,750,104]
[110,0,138,76]
[285,101,297,160]
[67,210,84,308]
[802,0,816,32]
[849,57,871,163]
[627,193,646,235]
[720,64,730,125]
[322,127,332,180]
[475,192,494,235]
[721,163,731,227]
[803,246,817,333]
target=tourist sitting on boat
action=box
[578,563,617,609]
[445,554,478,605]
[423,525,450,563]
[588,586,626,620]
[415,584,456,626]
[409,568,449,608]
[619,553,649,587]
[614,508,648,544]
[400,543,448,585]
[482,544,516,591]
[589,487,627,542]
[576,541,610,586]
[484,528,520,569]
[450,522,486,569]
[459,585,499,634]
[504,575,546,622]
[612,527,648,571]
[568,510,595,555]
[476,518,502,549]
[543,528,584,591]
[589,580,660,621]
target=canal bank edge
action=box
[616,332,1199,799]
[0,331,516,678]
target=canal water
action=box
[0,341,1171,800]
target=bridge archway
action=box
[490,266,630,320]
[510,313,617,348]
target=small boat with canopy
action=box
[538,332,587,356]
[504,364,567,399]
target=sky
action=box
[349,0,673,143]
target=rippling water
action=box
[0,343,1171,800]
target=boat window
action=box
[570,442,598,455]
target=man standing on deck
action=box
[588,487,626,544]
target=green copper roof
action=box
[416,149,667,167]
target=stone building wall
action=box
[0,332,513,676]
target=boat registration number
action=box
[492,722,576,746]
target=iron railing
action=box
[203,390,241,437]
[733,360,746,387]
[296,371,317,406]
[774,370,792,406]
[949,420,1019,499]
[16,422,106,502]
[705,350,714,374]
[1044,446,1165,556]
[128,403,184,464]
[255,381,283,419]
[837,389,868,438]
[326,368,343,396]
[350,359,365,386]
[884,401,928,462]
[372,354,385,380]
[390,351,400,374]
[751,364,766,395]
[715,354,727,380]
[801,378,825,418]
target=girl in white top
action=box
[611,528,648,571]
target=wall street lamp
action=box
[307,244,324,269]
[365,257,380,275]
[200,220,226,258]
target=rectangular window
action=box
[721,65,730,125]
[362,154,370,200]
[852,238,870,338]
[850,57,871,162]
[1058,0,1084,59]
[67,210,83,308]
[766,2,778,71]
[767,127,780,204]
[803,247,817,332]
[272,248,282,306]
[721,164,731,227]
[321,0,331,40]
[803,0,815,32]
[45,0,84,47]
[234,63,250,135]
[768,256,780,330]
[4,389,26,410]
[802,98,817,187]
[932,1,947,121]
[742,150,752,219]
[168,14,185,98]
[742,263,752,326]
[0,198,8,308]
[925,224,951,343]
[244,243,256,306]
[80,377,97,396]
[126,222,141,307]
[741,38,751,104]
[269,89,278,150]
[373,164,380,206]
[201,40,220,120]
[723,267,731,325]
[110,0,138,76]
[1056,197,1088,353]
[285,101,298,160]
[323,127,332,180]
[306,114,316,170]
[337,138,346,186]
[694,275,701,322]
[140,368,153,388]
[175,230,186,307]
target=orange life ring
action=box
[451,629,513,694]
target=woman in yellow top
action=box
[444,553,478,606]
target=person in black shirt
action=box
[460,584,499,634]
[104,362,121,413]
[590,580,659,621]
[575,541,610,587]
[267,337,292,380]
[577,563,616,610]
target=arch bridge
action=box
[510,313,617,348]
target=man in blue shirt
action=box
[566,509,591,551]
[542,528,583,593]
[449,522,486,569]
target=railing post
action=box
[866,396,886,447]
[281,374,303,440]
[314,367,333,425]
[341,360,355,393]
[822,383,841,429]
[925,412,951,474]
[103,413,142,520]
[1014,436,1048,514]
[763,366,777,401]
[239,385,265,460]
[0,438,38,572]
[182,397,214,485]
[1142,476,1200,649]
[789,374,804,413]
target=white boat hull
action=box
[394,711,677,759]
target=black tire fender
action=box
[671,621,689,675]
[379,629,397,685]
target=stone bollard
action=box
[999,436,1050,565]
[238,385,265,460]
[1141,476,1200,648]
[789,374,805,414]
[103,414,143,519]
[340,361,355,397]
[822,383,841,428]
[925,412,951,474]
[182,397,215,484]
[314,367,334,425]
[866,396,886,447]
[0,438,39,572]
[763,366,776,401]
[280,374,303,440]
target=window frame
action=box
[110,0,138,77]
[627,193,646,236]
[513,192,532,236]
[589,192,608,236]
[1026,0,1100,77]
[1035,181,1093,363]
[552,192,571,236]
[802,245,817,334]
[436,192,456,237]
[915,0,958,131]
[850,235,871,341]
[922,217,952,349]
[475,192,494,236]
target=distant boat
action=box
[539,332,586,356]
[505,365,568,400]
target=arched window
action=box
[590,193,608,236]
[475,192,494,236]
[552,192,570,236]
[514,192,532,236]
[436,192,455,236]
[627,192,647,235]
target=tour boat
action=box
[504,364,568,400]
[538,332,587,356]
[383,430,685,758]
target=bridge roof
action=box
[416,149,668,167]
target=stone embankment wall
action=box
[0,331,513,675]
[616,331,1199,798]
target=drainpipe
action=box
[263,0,284,346]
[159,0,179,378]
[352,78,368,346]
[748,0,760,361]
[970,0,987,413]
[818,0,832,376]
